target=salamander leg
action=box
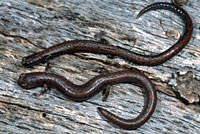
[102,85,111,101]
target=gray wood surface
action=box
[0,0,200,133]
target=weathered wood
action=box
[0,0,200,133]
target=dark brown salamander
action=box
[21,2,193,67]
[17,2,194,130]
[17,70,157,130]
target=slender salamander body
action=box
[17,70,157,130]
[18,2,193,130]
[21,2,192,67]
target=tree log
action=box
[0,0,200,133]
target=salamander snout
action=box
[17,73,29,88]
[21,57,32,67]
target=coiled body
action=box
[17,70,157,130]
[18,2,193,130]
[21,3,192,67]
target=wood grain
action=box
[0,0,200,133]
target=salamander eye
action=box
[19,73,26,79]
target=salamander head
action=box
[17,73,39,89]
[21,54,45,67]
